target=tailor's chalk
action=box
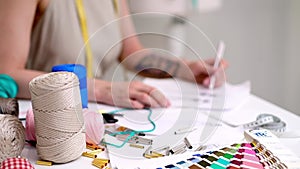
[89,149,103,155]
[152,145,170,152]
[130,143,144,149]
[92,162,106,169]
[174,128,197,135]
[92,159,108,166]
[82,152,97,158]
[150,146,170,156]
[116,135,152,145]
[173,147,187,155]
[170,143,186,154]
[195,145,205,151]
[184,137,193,149]
[143,154,157,159]
[86,143,104,150]
[36,160,52,166]
[165,147,170,156]
[93,158,110,163]
[151,151,165,157]
[143,146,152,156]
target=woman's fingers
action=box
[130,92,160,108]
[204,58,228,68]
[129,100,145,109]
[129,82,170,108]
[149,89,170,108]
[202,67,226,88]
[108,81,170,109]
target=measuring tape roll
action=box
[243,114,286,133]
[256,114,286,132]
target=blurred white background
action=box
[108,0,300,115]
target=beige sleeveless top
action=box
[27,0,122,78]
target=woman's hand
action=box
[90,80,170,109]
[182,58,228,88]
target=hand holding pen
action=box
[209,41,226,89]
[183,41,228,88]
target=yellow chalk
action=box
[86,143,104,151]
[151,151,164,157]
[143,153,158,159]
[89,149,103,155]
[36,160,52,166]
[93,158,110,163]
[129,144,144,149]
[82,152,97,158]
[92,161,106,168]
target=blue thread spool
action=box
[52,64,88,108]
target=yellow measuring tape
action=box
[75,0,119,78]
[75,0,93,78]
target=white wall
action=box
[283,0,300,115]
[128,0,300,115]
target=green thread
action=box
[103,131,135,148]
[102,108,155,148]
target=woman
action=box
[0,0,227,109]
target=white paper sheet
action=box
[144,78,251,111]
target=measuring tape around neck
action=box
[75,0,93,78]
[243,114,286,133]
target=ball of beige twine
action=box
[29,72,85,163]
[0,114,25,163]
[0,98,19,117]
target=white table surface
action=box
[19,94,300,168]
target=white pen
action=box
[174,128,197,135]
[209,41,225,89]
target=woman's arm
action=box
[117,0,227,87]
[0,0,42,99]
